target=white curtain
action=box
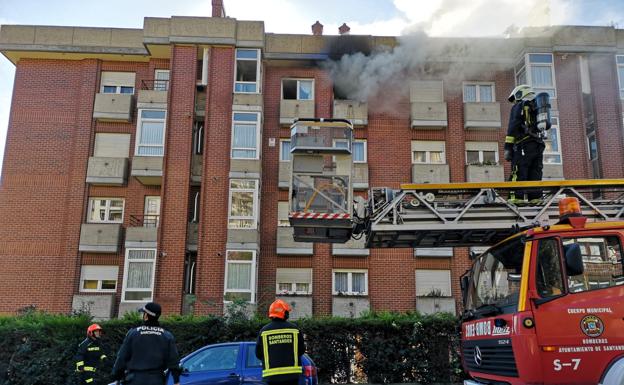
[353,143,365,162]
[335,272,348,292]
[232,124,256,158]
[127,262,153,289]
[299,81,313,100]
[352,273,366,293]
[479,86,493,102]
[227,263,251,290]
[463,85,476,102]
[531,66,552,87]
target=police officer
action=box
[75,323,107,384]
[504,84,550,203]
[256,299,305,385]
[112,302,181,385]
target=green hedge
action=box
[0,310,465,385]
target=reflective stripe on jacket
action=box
[256,320,305,381]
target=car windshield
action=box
[466,237,525,313]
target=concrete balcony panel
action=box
[118,301,147,318]
[125,226,158,248]
[465,164,504,182]
[278,161,291,189]
[280,100,314,125]
[86,157,128,185]
[79,223,122,253]
[332,237,369,256]
[276,295,312,319]
[72,294,115,320]
[230,159,261,176]
[416,297,456,315]
[236,21,264,47]
[187,222,198,251]
[277,227,313,256]
[93,93,133,122]
[191,154,203,184]
[411,102,447,128]
[543,164,564,180]
[332,296,370,318]
[464,102,501,129]
[227,229,260,246]
[333,100,368,126]
[131,156,163,185]
[137,89,167,109]
[411,164,450,184]
[169,16,236,44]
[353,163,369,190]
[233,93,263,107]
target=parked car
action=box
[110,341,318,385]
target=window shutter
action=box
[94,133,131,157]
[81,265,118,281]
[276,268,312,284]
[410,80,444,102]
[100,71,136,87]
[411,141,446,152]
[465,141,498,152]
[415,269,452,296]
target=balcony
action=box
[78,223,122,253]
[280,100,314,125]
[131,156,163,185]
[86,157,128,185]
[278,161,291,189]
[411,164,450,184]
[187,222,198,251]
[411,102,447,129]
[191,154,203,184]
[353,163,369,190]
[543,164,564,180]
[416,296,456,315]
[333,100,368,126]
[465,164,504,182]
[277,227,313,255]
[227,228,260,248]
[72,294,115,320]
[276,295,312,319]
[137,80,168,109]
[125,215,159,248]
[464,102,501,130]
[93,93,133,122]
[332,237,369,256]
[332,296,370,318]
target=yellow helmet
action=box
[508,84,535,103]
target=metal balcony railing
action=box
[129,215,160,228]
[141,79,169,91]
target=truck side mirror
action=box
[564,243,584,276]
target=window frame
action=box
[462,81,495,103]
[227,179,259,229]
[234,48,261,94]
[279,139,292,162]
[154,69,170,91]
[281,78,315,101]
[616,55,624,100]
[465,149,499,165]
[332,269,368,295]
[411,141,446,165]
[121,248,157,303]
[275,268,313,295]
[335,139,367,163]
[135,109,167,156]
[514,53,557,98]
[224,250,257,303]
[231,112,261,160]
[543,116,562,165]
[79,265,118,293]
[87,197,124,224]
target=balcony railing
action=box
[129,214,160,227]
[141,79,169,91]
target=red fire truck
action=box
[461,198,624,385]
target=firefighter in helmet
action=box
[75,323,107,385]
[256,299,305,385]
[504,84,551,203]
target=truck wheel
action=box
[601,357,624,385]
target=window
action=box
[544,117,562,164]
[235,49,260,93]
[224,250,256,302]
[87,198,124,223]
[185,345,240,372]
[246,346,262,368]
[463,82,494,102]
[122,249,157,302]
[333,270,368,295]
[587,133,598,161]
[415,270,452,297]
[617,55,624,99]
[228,179,259,229]
[465,142,498,165]
[536,239,565,298]
[564,236,624,293]
[93,133,130,158]
[411,141,445,164]
[335,140,367,163]
[80,266,118,292]
[277,201,290,227]
[282,79,313,100]
[136,109,166,156]
[276,268,312,294]
[231,112,261,159]
[100,71,135,94]
[144,196,160,227]
[154,69,169,91]
[515,53,556,98]
[280,140,292,161]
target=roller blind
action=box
[94,133,131,157]
[415,269,451,296]
[411,141,445,152]
[80,265,118,281]
[276,268,312,284]
[101,72,135,87]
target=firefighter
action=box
[256,299,305,385]
[111,302,181,385]
[504,84,551,203]
[75,323,107,385]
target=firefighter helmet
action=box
[268,299,292,320]
[87,323,102,339]
[508,84,535,103]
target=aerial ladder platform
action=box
[287,119,624,248]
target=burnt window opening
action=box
[283,79,298,99]
[236,60,257,82]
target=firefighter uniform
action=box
[256,318,305,385]
[112,303,181,385]
[75,337,107,384]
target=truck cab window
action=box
[563,236,624,292]
[536,238,565,298]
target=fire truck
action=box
[287,119,624,385]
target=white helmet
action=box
[508,84,535,103]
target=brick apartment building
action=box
[1,2,624,319]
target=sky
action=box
[0,0,623,173]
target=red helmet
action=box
[87,323,102,339]
[268,299,292,320]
